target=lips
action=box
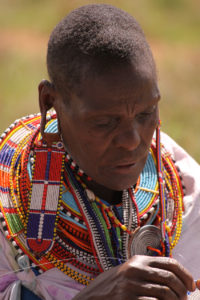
[116,161,136,168]
[112,157,137,167]
[112,161,137,174]
[107,150,148,175]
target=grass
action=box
[0,0,199,162]
[1,0,199,43]
[0,48,47,126]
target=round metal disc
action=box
[129,225,162,257]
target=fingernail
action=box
[196,279,200,290]
[192,280,196,291]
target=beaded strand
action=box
[0,114,184,286]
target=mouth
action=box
[113,161,137,174]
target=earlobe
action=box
[38,79,56,136]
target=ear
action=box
[38,80,56,136]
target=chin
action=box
[102,175,139,191]
[106,164,146,191]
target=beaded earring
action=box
[25,111,66,255]
[156,120,166,241]
[42,107,92,183]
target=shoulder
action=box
[161,132,200,212]
[161,132,200,221]
[162,133,200,277]
[160,132,200,193]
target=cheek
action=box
[146,110,159,131]
[80,134,110,160]
[65,128,109,168]
[141,114,159,145]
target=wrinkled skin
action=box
[73,256,195,300]
[39,60,196,299]
[39,62,160,197]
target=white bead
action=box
[17,255,30,272]
[142,214,148,220]
[5,128,11,133]
[12,241,17,246]
[85,189,95,201]
[149,207,155,213]
[67,211,71,217]
[74,217,79,222]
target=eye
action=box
[94,117,120,129]
[136,105,157,120]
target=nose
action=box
[113,121,141,151]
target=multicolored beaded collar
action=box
[0,113,184,285]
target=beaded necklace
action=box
[0,113,184,286]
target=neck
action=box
[82,177,122,205]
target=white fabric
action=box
[161,133,200,279]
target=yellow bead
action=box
[108,211,113,217]
[121,225,127,231]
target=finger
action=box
[149,257,195,292]
[119,279,180,300]
[137,282,184,300]
[196,279,200,290]
[125,257,188,297]
[137,297,158,300]
[142,266,188,298]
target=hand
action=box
[73,255,195,300]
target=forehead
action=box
[70,61,159,114]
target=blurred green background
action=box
[0,0,199,162]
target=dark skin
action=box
[39,60,196,299]
[40,62,160,200]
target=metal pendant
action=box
[128,225,161,258]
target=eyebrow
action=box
[81,93,161,117]
[84,101,159,121]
